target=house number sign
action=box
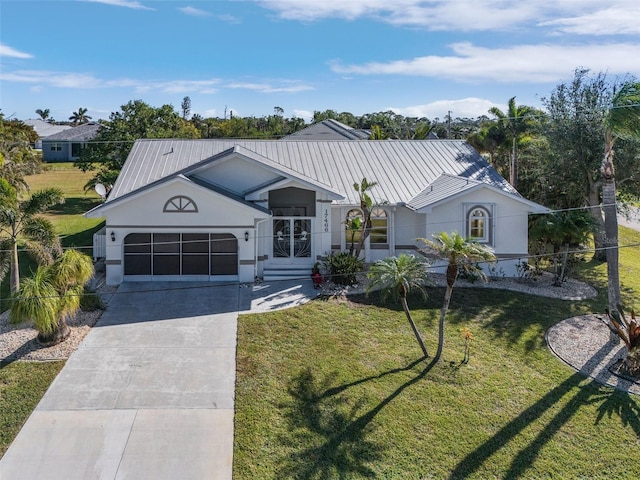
[323,209,329,233]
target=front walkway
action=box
[0,279,318,480]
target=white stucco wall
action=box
[99,178,267,284]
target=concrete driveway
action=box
[2,282,241,480]
[1,279,318,479]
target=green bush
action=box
[80,288,106,311]
[324,252,364,286]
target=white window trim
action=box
[464,204,494,245]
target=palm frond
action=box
[10,267,59,337]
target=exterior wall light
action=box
[110,231,116,242]
[244,231,249,242]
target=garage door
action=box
[123,233,238,276]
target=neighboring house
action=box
[85,139,548,285]
[41,122,101,162]
[284,119,371,140]
[23,119,72,149]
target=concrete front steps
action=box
[263,266,312,282]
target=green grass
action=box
[233,228,640,479]
[0,361,65,457]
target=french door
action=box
[272,218,312,263]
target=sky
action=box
[1,0,639,123]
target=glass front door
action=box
[273,218,312,262]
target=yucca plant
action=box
[10,249,94,346]
[606,306,640,378]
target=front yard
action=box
[233,228,640,479]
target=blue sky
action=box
[1,0,639,123]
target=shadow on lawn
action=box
[278,357,436,478]
[449,338,640,479]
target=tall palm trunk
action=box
[10,240,19,293]
[435,263,458,363]
[400,294,428,358]
[602,134,621,313]
[510,136,518,189]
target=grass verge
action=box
[0,361,65,457]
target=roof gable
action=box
[284,119,370,140]
[42,122,101,141]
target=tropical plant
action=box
[600,80,640,314]
[10,249,94,346]
[69,107,92,125]
[324,252,363,286]
[419,232,496,363]
[369,125,389,140]
[0,118,41,192]
[349,178,384,258]
[606,306,640,378]
[489,97,538,189]
[35,108,50,122]
[366,254,431,358]
[0,180,63,292]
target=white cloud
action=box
[292,109,313,121]
[539,5,640,35]
[0,70,222,93]
[388,98,506,120]
[254,0,636,34]
[178,6,212,17]
[331,42,640,83]
[0,43,34,59]
[226,82,314,93]
[84,0,154,10]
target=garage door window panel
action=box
[124,233,151,275]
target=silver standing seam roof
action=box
[283,119,371,140]
[100,139,536,213]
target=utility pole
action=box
[447,110,452,138]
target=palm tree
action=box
[366,254,431,358]
[420,232,496,363]
[0,180,64,292]
[350,178,381,258]
[489,97,536,189]
[35,108,50,122]
[600,81,640,315]
[69,107,92,125]
[10,249,94,346]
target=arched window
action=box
[163,195,198,213]
[467,206,491,243]
[345,208,363,247]
[370,207,387,244]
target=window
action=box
[467,206,492,244]
[50,143,62,151]
[163,195,198,213]
[370,208,387,244]
[345,209,363,246]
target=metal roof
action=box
[41,122,101,141]
[284,119,370,140]
[103,139,526,211]
[23,119,72,138]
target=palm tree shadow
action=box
[278,357,437,478]
[449,337,629,479]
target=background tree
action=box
[367,254,431,358]
[69,107,92,125]
[489,97,538,189]
[540,70,640,265]
[0,180,64,292]
[420,232,495,363]
[181,96,191,120]
[75,100,200,189]
[0,118,41,192]
[35,108,50,122]
[10,249,94,346]
[600,80,640,313]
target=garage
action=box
[123,233,238,277]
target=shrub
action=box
[324,252,364,286]
[80,287,106,311]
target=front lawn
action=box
[234,229,640,479]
